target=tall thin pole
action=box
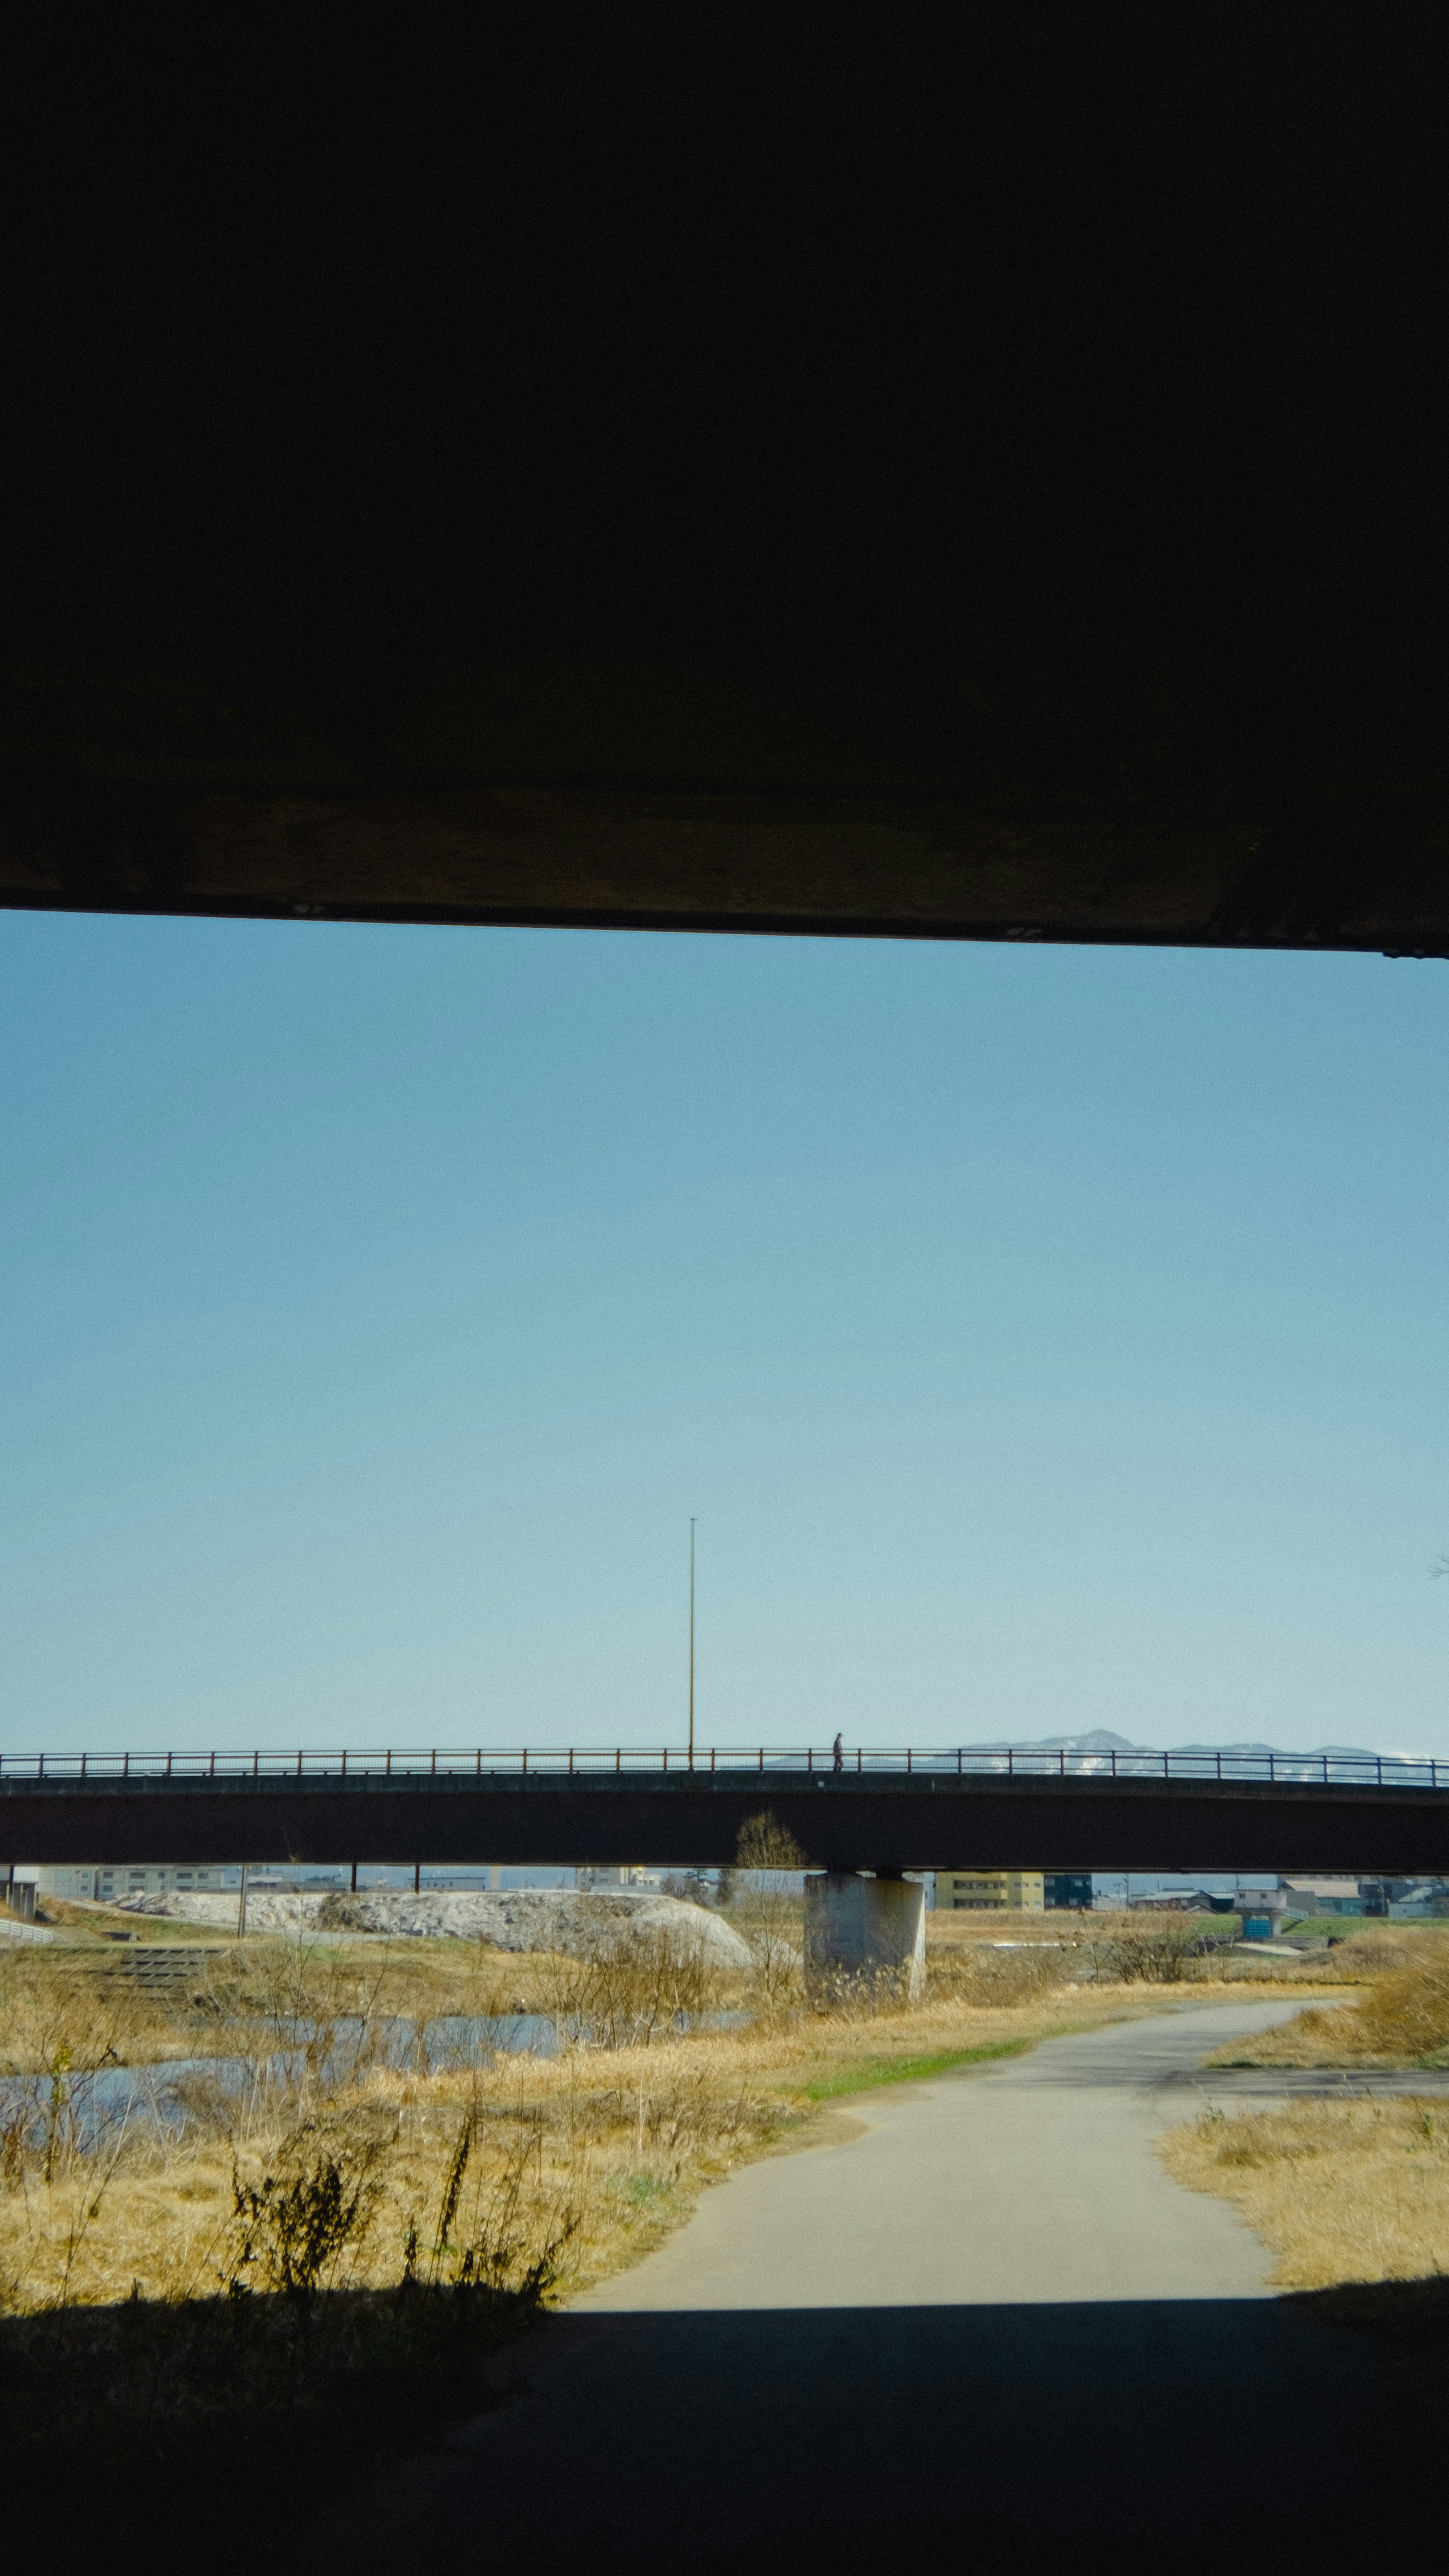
[688,1517,696,1767]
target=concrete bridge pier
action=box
[803,1872,925,2005]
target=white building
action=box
[37,1862,242,1903]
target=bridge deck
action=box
[3,1746,1447,1876]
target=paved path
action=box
[333,2001,1431,2573]
[572,1998,1301,2313]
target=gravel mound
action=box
[112,1891,323,1933]
[110,1884,752,1966]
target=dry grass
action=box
[1160,2097,1449,2289]
[0,1918,670,2079]
[1160,1930,1449,2293]
[0,1898,1363,2560]
[0,1996,1078,2312]
[926,1908,1095,1946]
[1203,1929,1449,2068]
[0,1905,1288,2318]
[928,1906,1346,1988]
[0,1880,1358,2547]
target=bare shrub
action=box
[226,2131,385,2302]
[731,1813,805,2016]
[404,2105,574,2299]
[806,1959,914,2018]
[0,1950,164,2081]
[927,1939,1075,2008]
[735,1813,804,1875]
[1084,1914,1237,1984]
[534,1910,726,2050]
[1,2108,25,2192]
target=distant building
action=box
[1128,1887,1218,1913]
[36,1863,240,1903]
[577,1865,663,1890]
[1385,1879,1449,1918]
[1044,1872,1093,1910]
[1282,1878,1364,1917]
[935,1870,1045,1913]
[1234,1883,1291,1929]
[1233,1882,1293,1940]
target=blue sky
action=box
[1,915,1446,1758]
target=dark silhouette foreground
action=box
[321,2285,1446,2571]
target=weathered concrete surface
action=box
[326,2001,1434,2571]
[803,1872,925,2004]
[109,1884,752,1966]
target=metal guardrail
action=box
[0,1744,1444,1789]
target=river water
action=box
[0,2007,746,2146]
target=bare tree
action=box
[732,1813,806,2013]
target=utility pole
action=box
[688,1516,696,1769]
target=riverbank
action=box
[0,1898,1355,2310]
[0,1903,1359,2565]
[320,2000,1409,2576]
[1158,1929,1449,2288]
[4,1964,1264,2309]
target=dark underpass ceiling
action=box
[3,17,1445,954]
[6,751,1449,955]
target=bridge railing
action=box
[0,1745,1444,1789]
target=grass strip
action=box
[1158,2094,1449,2290]
[798,2038,1031,2102]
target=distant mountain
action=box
[959,1729,1391,1759]
[1177,1743,1391,1762]
[955,1730,1412,1769]
[971,1730,1138,1752]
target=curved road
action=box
[337,2001,1429,2571]
[574,1998,1300,2312]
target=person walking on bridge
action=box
[832,1732,844,1773]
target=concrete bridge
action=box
[4,1742,1447,1879]
[9,1739,1445,2002]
